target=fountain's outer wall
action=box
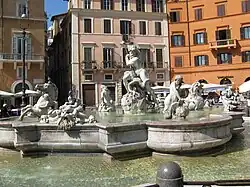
[12,123,102,156]
[0,123,15,148]
[146,115,233,153]
[96,122,148,156]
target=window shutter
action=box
[129,21,132,34]
[215,31,220,40]
[229,53,232,64]
[240,27,245,39]
[242,1,246,12]
[120,21,123,34]
[181,35,185,46]
[101,0,104,9]
[205,55,209,65]
[110,0,114,10]
[194,56,197,66]
[242,51,246,62]
[111,48,114,62]
[193,33,196,45]
[12,35,17,60]
[171,35,174,46]
[217,53,221,64]
[26,36,32,60]
[204,32,208,44]
[176,12,180,22]
[226,29,231,39]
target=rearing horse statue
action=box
[18,79,58,121]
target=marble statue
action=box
[19,80,96,129]
[19,78,58,121]
[186,81,205,110]
[121,43,157,114]
[41,91,96,130]
[98,85,114,112]
[163,75,189,119]
[221,86,242,112]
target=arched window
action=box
[198,79,208,84]
[220,78,232,85]
[14,83,29,93]
[245,77,250,82]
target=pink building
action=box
[50,0,170,106]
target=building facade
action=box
[50,0,170,106]
[0,0,45,107]
[168,0,250,87]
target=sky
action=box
[45,0,68,26]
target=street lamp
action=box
[20,13,28,107]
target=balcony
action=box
[103,61,115,69]
[209,39,237,50]
[0,53,44,62]
[82,61,98,71]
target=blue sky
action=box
[45,0,68,25]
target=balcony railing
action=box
[209,39,237,49]
[0,53,44,61]
[156,62,164,68]
[103,61,115,69]
[82,61,97,70]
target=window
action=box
[136,0,145,12]
[240,26,250,39]
[155,22,162,35]
[242,0,250,12]
[156,49,163,68]
[193,32,207,45]
[194,8,202,20]
[17,0,28,17]
[215,29,231,42]
[101,0,113,10]
[217,4,225,16]
[103,48,114,68]
[194,55,208,66]
[12,34,32,60]
[85,74,93,81]
[171,35,185,47]
[83,47,92,68]
[84,19,92,33]
[217,53,232,64]
[242,51,250,62]
[156,73,164,80]
[120,20,131,34]
[17,66,27,79]
[140,49,151,68]
[83,0,91,9]
[121,0,128,11]
[175,56,183,67]
[104,74,113,80]
[152,0,164,13]
[139,21,146,35]
[169,11,180,23]
[104,19,111,34]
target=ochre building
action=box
[168,0,250,87]
[0,0,45,106]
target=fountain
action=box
[0,42,246,159]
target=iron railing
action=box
[0,53,44,61]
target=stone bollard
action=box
[156,162,183,187]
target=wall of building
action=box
[169,0,250,87]
[0,0,45,106]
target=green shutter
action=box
[12,35,17,59]
[26,36,32,60]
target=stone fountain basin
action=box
[146,114,233,153]
[0,110,245,158]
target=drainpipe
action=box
[186,0,191,66]
[1,0,3,52]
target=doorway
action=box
[82,84,95,106]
